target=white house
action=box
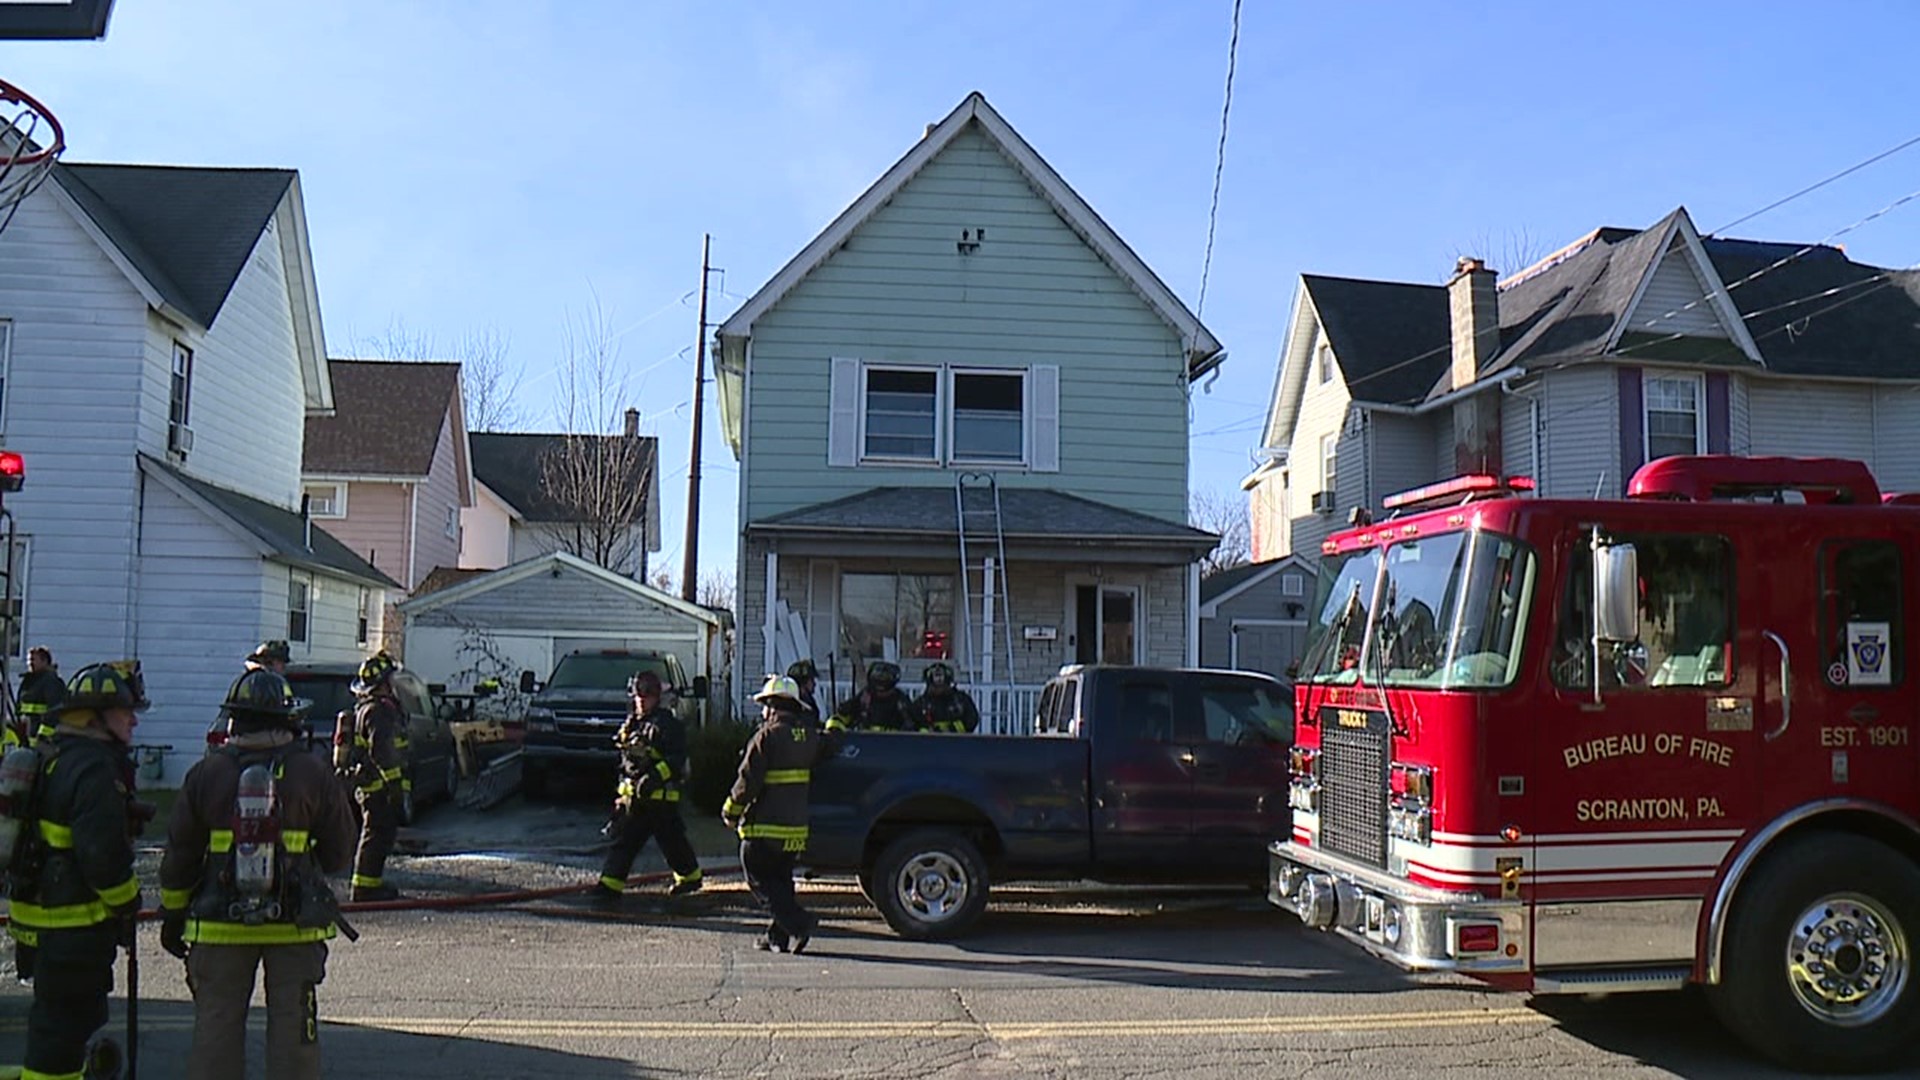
[0,163,394,784]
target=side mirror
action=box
[688,675,710,700]
[518,670,538,694]
[1594,542,1641,643]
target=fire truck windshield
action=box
[1300,529,1537,689]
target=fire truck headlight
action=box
[1382,905,1403,947]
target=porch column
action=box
[1186,562,1201,667]
[763,547,779,677]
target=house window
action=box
[288,573,311,644]
[949,370,1025,463]
[1321,433,1338,494]
[169,340,194,454]
[862,368,939,461]
[0,320,12,433]
[839,572,954,662]
[356,586,372,647]
[1317,343,1333,385]
[444,505,460,540]
[1644,373,1704,462]
[3,534,27,660]
[303,483,345,518]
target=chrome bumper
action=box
[1269,840,1529,973]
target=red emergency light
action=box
[1382,473,1533,512]
[0,451,22,494]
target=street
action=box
[9,861,1915,1079]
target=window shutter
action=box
[1031,364,1060,472]
[828,357,860,467]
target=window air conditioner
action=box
[1311,491,1336,514]
[170,424,195,455]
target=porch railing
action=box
[966,683,1045,737]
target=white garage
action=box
[398,551,723,700]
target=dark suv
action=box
[519,648,707,798]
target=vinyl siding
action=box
[1625,242,1727,338]
[1501,389,1538,482]
[1284,327,1350,559]
[408,563,707,642]
[414,410,465,583]
[0,187,149,659]
[138,208,307,507]
[321,481,411,588]
[1536,365,1620,498]
[1368,411,1440,510]
[1747,382,1877,463]
[1869,387,1920,492]
[1200,567,1310,678]
[741,125,1190,526]
[459,484,516,570]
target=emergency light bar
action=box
[0,451,22,494]
[1382,473,1533,512]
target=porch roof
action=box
[750,486,1217,559]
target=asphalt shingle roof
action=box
[52,164,293,328]
[1300,275,1452,407]
[469,432,658,523]
[303,360,461,476]
[753,487,1217,548]
[1200,559,1285,604]
[145,456,398,589]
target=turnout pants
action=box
[740,839,814,948]
[23,922,118,1080]
[185,940,329,1080]
[353,787,399,891]
[599,801,701,891]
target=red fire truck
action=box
[1270,456,1919,1073]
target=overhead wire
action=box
[1194,0,1241,320]
[1712,131,1920,235]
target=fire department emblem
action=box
[1846,622,1892,687]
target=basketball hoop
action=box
[0,77,65,236]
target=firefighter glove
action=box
[160,912,189,960]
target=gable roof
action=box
[468,431,659,524]
[752,486,1217,549]
[1285,207,1909,419]
[304,360,463,477]
[137,454,399,590]
[717,92,1223,377]
[51,164,294,329]
[395,550,719,627]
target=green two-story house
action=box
[715,92,1223,729]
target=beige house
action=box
[459,424,661,577]
[302,359,474,648]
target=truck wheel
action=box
[1707,831,1919,1073]
[442,753,461,804]
[871,829,990,941]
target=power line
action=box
[1194,0,1241,320]
[1712,131,1920,235]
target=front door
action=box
[1074,585,1140,665]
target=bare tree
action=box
[697,568,735,612]
[537,301,653,577]
[1191,486,1252,578]
[1450,227,1556,282]
[356,318,527,431]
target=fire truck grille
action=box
[1319,712,1390,869]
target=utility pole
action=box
[680,234,710,603]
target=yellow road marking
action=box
[0,1007,1553,1041]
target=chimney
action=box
[1448,256,1499,391]
[624,407,640,438]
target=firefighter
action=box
[341,650,406,901]
[912,662,980,733]
[7,661,146,1080]
[160,668,358,1080]
[244,639,291,675]
[786,659,822,726]
[724,675,831,953]
[19,644,65,745]
[591,670,704,903]
[825,660,913,732]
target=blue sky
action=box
[8,1,1920,590]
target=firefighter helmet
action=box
[54,661,151,718]
[223,669,298,730]
[247,639,291,666]
[752,674,803,710]
[786,658,818,682]
[628,670,664,697]
[867,661,901,689]
[924,662,955,690]
[351,650,399,695]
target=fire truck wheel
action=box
[871,829,990,941]
[1708,830,1920,1073]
